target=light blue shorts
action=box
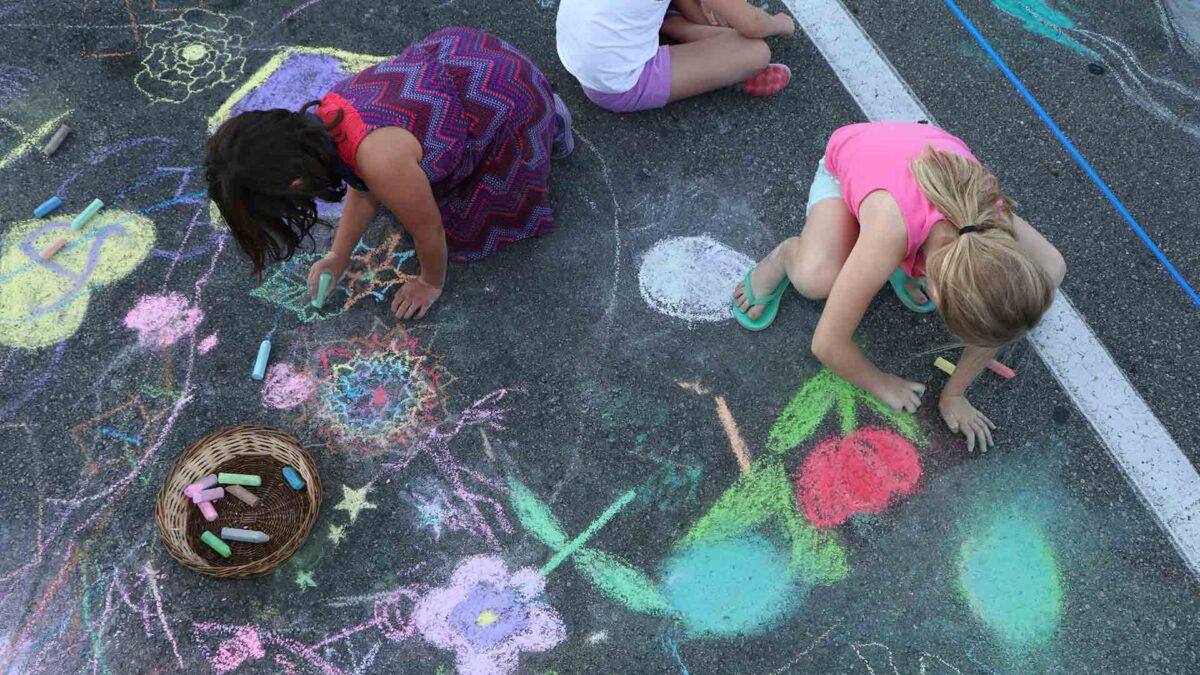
[806,156,844,215]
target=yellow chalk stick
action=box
[934,357,956,376]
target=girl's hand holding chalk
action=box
[307,252,348,305]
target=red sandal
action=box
[742,64,791,98]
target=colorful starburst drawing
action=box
[307,327,448,454]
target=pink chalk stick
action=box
[39,239,67,260]
[184,474,219,498]
[198,501,218,522]
[192,487,224,504]
[987,359,1016,379]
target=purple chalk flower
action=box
[414,556,566,675]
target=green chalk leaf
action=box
[508,477,569,549]
[767,371,837,454]
[682,461,791,547]
[854,384,923,443]
[573,548,671,615]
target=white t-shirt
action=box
[556,0,670,94]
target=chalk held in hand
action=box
[282,466,305,490]
[41,124,71,156]
[198,501,218,521]
[184,473,219,498]
[225,484,259,507]
[221,527,270,544]
[39,239,67,260]
[200,531,232,558]
[251,339,271,380]
[34,196,63,218]
[312,271,332,308]
[219,472,261,487]
[70,199,104,231]
[191,487,224,504]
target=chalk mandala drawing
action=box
[0,210,156,349]
[123,292,205,349]
[307,329,447,454]
[413,556,566,675]
[0,110,71,170]
[261,362,317,409]
[637,235,755,322]
[134,8,252,104]
[794,428,921,529]
[208,45,387,225]
[958,510,1063,647]
[250,237,415,322]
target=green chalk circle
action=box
[312,271,332,308]
[218,472,262,487]
[70,198,104,231]
[200,531,231,558]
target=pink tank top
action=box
[824,122,977,278]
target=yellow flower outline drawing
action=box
[134,9,253,104]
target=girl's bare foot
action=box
[732,241,791,320]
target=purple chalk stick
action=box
[191,487,224,504]
[184,473,219,498]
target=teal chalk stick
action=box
[218,472,261,487]
[251,339,271,380]
[200,531,231,558]
[70,198,104,231]
[312,271,332,308]
[282,466,305,490]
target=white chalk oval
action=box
[638,235,756,322]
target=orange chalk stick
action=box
[39,239,67,259]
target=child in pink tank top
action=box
[732,122,1067,452]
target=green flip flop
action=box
[888,268,936,313]
[732,270,789,331]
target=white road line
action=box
[782,0,1200,577]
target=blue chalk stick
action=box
[282,466,305,491]
[34,196,63,218]
[70,198,104,231]
[251,339,271,380]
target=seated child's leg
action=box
[667,32,772,102]
[661,14,734,43]
[734,199,859,319]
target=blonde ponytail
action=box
[912,146,1054,348]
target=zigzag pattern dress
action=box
[315,27,557,261]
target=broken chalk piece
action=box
[198,500,218,522]
[282,466,305,491]
[70,199,104,231]
[251,339,271,380]
[934,357,957,376]
[221,527,270,544]
[200,531,232,558]
[41,124,71,157]
[39,239,67,260]
[312,271,332,308]
[191,487,225,504]
[184,473,219,498]
[225,484,259,507]
[988,359,1016,379]
[34,196,63,218]
[218,472,262,487]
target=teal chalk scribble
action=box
[992,0,1090,54]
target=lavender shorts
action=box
[582,46,672,113]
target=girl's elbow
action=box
[811,333,836,364]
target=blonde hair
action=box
[912,147,1054,348]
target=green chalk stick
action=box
[70,198,104,231]
[200,531,231,558]
[312,271,332,308]
[218,472,261,487]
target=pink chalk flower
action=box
[261,363,316,409]
[123,293,204,349]
[211,626,264,674]
[414,556,566,675]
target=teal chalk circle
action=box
[661,536,803,638]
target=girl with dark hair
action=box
[206,27,573,319]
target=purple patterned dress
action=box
[315,27,557,261]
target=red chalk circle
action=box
[793,428,922,529]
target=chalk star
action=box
[327,524,346,545]
[334,483,377,523]
[294,570,316,590]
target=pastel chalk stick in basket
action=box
[198,501,218,522]
[184,473,219,498]
[200,531,231,558]
[70,199,104,231]
[225,484,259,507]
[221,527,270,544]
[251,339,271,380]
[219,472,262,487]
[282,466,305,491]
[191,487,224,504]
[34,196,62,218]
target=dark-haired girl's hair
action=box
[205,102,346,276]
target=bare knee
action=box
[780,238,838,299]
[746,38,771,71]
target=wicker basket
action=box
[156,425,322,578]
